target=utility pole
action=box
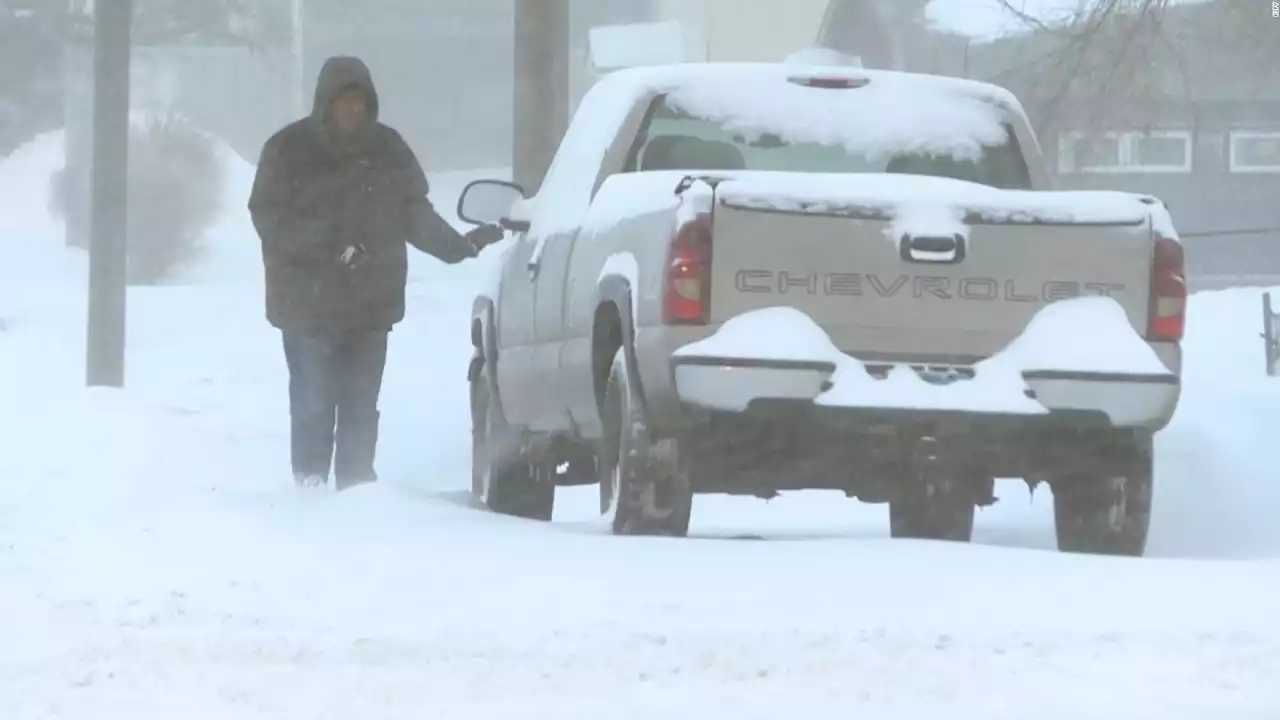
[86,0,132,388]
[291,0,306,116]
[513,0,570,194]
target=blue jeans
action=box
[282,330,388,488]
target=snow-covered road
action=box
[3,131,1280,719]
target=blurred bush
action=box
[49,113,223,285]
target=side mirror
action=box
[457,179,527,227]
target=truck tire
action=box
[599,349,692,537]
[1052,433,1153,557]
[471,363,554,522]
[888,438,977,542]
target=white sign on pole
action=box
[588,20,687,73]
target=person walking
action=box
[248,55,504,490]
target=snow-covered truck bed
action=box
[456,62,1186,556]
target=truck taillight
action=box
[1148,234,1186,342]
[662,213,712,325]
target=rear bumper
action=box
[1021,369,1179,428]
[672,356,835,412]
[666,355,1177,492]
[670,356,1179,431]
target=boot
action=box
[334,410,379,491]
[294,473,327,488]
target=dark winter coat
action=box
[248,56,474,334]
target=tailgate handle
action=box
[900,233,966,264]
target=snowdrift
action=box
[1148,288,1280,558]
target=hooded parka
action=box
[248,56,474,333]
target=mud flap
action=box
[641,438,690,518]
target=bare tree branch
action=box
[993,0,1061,32]
[982,0,1270,134]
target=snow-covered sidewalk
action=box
[3,131,1280,719]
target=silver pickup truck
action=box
[457,63,1185,556]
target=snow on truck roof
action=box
[526,62,1030,238]
[601,64,1029,156]
[602,61,1023,110]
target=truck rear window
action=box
[626,98,1033,191]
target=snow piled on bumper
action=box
[673,297,1173,416]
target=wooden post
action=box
[512,0,570,194]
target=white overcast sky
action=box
[925,0,1091,40]
[925,0,1211,40]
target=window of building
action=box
[1129,133,1192,169]
[1059,130,1193,173]
[1228,131,1280,173]
[1065,134,1124,171]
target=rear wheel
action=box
[599,349,692,536]
[471,363,554,521]
[888,437,977,542]
[1052,432,1153,557]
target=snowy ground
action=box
[3,131,1280,719]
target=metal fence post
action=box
[1263,292,1278,377]
[85,0,132,388]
